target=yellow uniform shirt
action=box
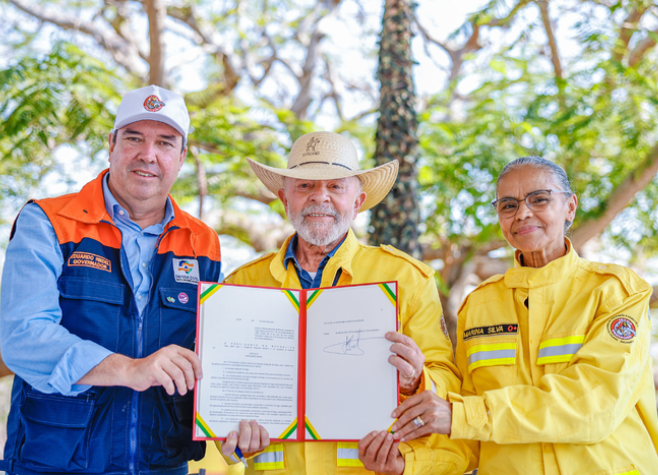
[450,240,658,475]
[217,230,472,475]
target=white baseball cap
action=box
[112,85,190,145]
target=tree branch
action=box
[628,30,658,67]
[571,142,658,249]
[651,286,657,309]
[165,4,241,94]
[613,7,646,63]
[290,4,340,119]
[145,0,166,86]
[536,0,563,79]
[8,0,146,77]
[322,54,344,121]
[191,147,207,219]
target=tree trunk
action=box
[368,0,421,258]
[145,0,166,86]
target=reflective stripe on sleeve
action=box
[536,336,585,365]
[337,442,364,467]
[254,443,284,470]
[466,342,516,372]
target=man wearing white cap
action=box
[0,85,222,475]
[217,132,470,475]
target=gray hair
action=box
[496,156,575,231]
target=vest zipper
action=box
[105,219,140,475]
[109,222,178,474]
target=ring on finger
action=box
[413,416,425,428]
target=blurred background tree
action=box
[1,0,658,441]
[2,0,658,470]
[1,0,658,333]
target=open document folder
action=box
[194,282,399,442]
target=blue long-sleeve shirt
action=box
[0,174,176,395]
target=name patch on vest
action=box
[173,258,200,284]
[67,252,111,272]
[463,323,518,341]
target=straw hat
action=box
[247,132,399,212]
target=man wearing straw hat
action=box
[216,131,469,475]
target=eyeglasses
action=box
[491,189,572,217]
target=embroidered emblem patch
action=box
[440,315,450,340]
[166,296,175,303]
[144,95,165,112]
[173,258,199,284]
[178,292,189,304]
[67,252,111,272]
[607,315,637,343]
[463,323,518,341]
[302,136,321,156]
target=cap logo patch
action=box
[144,95,165,112]
[303,136,321,156]
[607,315,637,343]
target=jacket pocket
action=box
[157,287,198,349]
[464,337,518,390]
[58,277,125,351]
[148,390,205,466]
[19,391,97,472]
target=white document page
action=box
[304,283,398,440]
[196,284,300,439]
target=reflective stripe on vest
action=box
[336,442,363,467]
[467,342,516,372]
[254,443,284,470]
[536,336,585,365]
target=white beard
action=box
[289,204,353,247]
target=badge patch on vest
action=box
[173,258,200,284]
[463,323,518,341]
[607,315,637,343]
[67,252,111,272]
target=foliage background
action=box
[1,0,658,468]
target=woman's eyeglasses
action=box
[491,189,572,217]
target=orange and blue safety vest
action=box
[1,171,221,475]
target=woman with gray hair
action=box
[388,157,658,474]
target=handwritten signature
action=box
[323,330,384,356]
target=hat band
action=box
[290,161,353,171]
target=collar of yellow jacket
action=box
[270,228,359,285]
[504,238,579,289]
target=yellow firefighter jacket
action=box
[449,240,658,475]
[216,229,472,475]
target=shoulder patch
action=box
[224,252,277,283]
[607,314,637,344]
[457,274,505,315]
[379,244,433,278]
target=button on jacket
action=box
[217,229,472,475]
[0,170,222,475]
[449,240,658,475]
